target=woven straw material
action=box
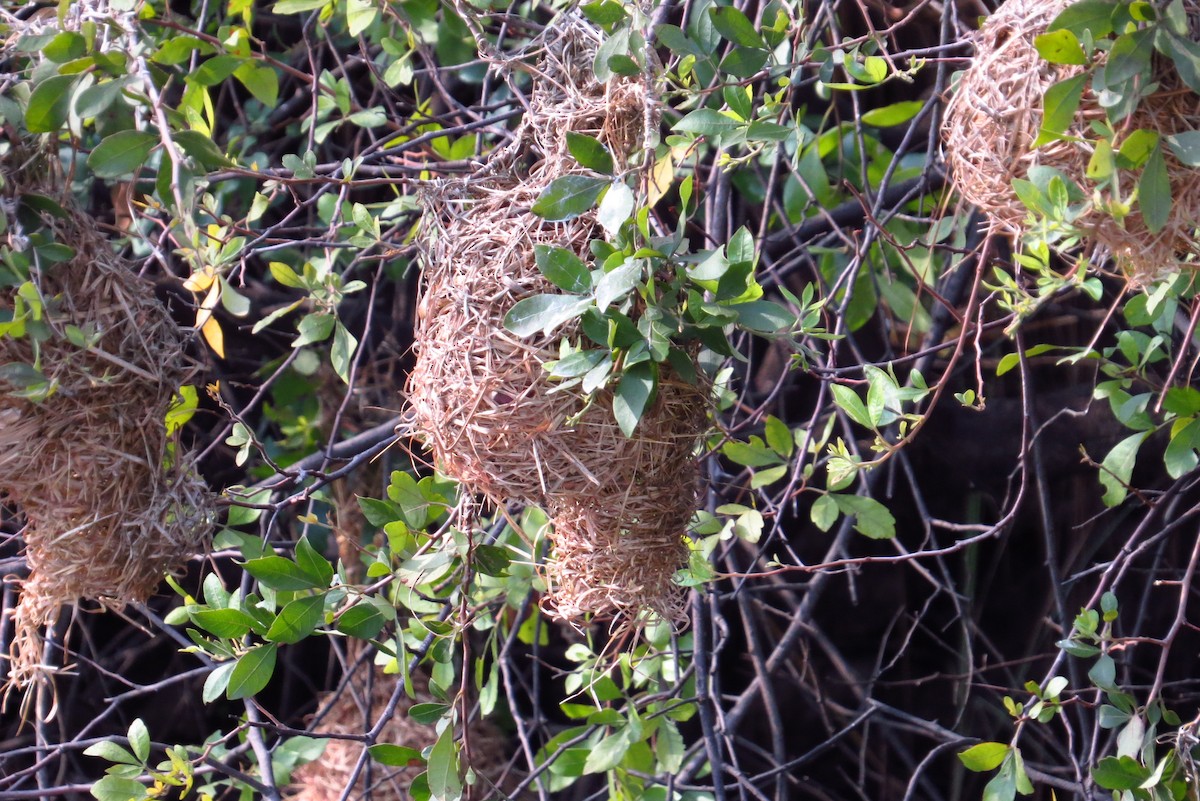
[942,0,1200,280]
[1,145,212,687]
[406,15,707,622]
[289,667,511,801]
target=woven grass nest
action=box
[943,0,1200,280]
[0,145,212,688]
[406,15,707,623]
[289,664,514,801]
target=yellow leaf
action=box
[183,266,215,293]
[201,316,225,359]
[648,152,675,207]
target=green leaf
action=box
[1138,144,1171,233]
[43,32,86,63]
[233,63,280,107]
[369,744,425,767]
[427,725,462,801]
[409,702,451,725]
[673,108,745,137]
[831,384,874,429]
[274,0,328,11]
[269,261,306,288]
[860,100,924,127]
[719,47,768,79]
[531,175,608,221]
[722,439,782,467]
[192,55,242,87]
[597,181,635,236]
[1098,431,1149,507]
[84,741,140,765]
[655,720,685,773]
[75,79,128,119]
[90,776,148,801]
[191,607,257,638]
[1103,28,1154,86]
[266,594,325,644]
[584,727,632,774]
[331,321,358,384]
[764,415,794,458]
[581,0,627,26]
[503,294,590,337]
[708,6,764,47]
[595,261,641,310]
[337,602,387,639]
[1165,418,1200,479]
[1032,74,1086,147]
[810,495,838,532]
[295,536,334,586]
[728,300,796,333]
[1092,755,1151,790]
[1089,652,1117,690]
[1034,29,1087,65]
[346,0,378,35]
[172,129,233,171]
[566,132,614,174]
[243,556,323,591]
[1047,0,1117,38]
[473,544,511,577]
[831,494,896,539]
[534,246,591,294]
[202,662,235,703]
[613,362,655,437]
[227,644,278,699]
[1117,129,1158,168]
[958,742,1010,772]
[1166,131,1200,166]
[1159,30,1200,94]
[126,719,150,763]
[293,312,335,347]
[25,75,78,133]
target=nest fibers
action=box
[406,16,707,622]
[942,0,1200,280]
[0,145,211,688]
[289,665,513,801]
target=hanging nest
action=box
[942,0,1200,280]
[0,144,212,688]
[289,664,515,801]
[405,15,707,622]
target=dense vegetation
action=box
[3,0,1200,800]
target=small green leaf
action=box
[192,54,242,87]
[673,108,745,137]
[25,75,78,133]
[191,607,258,638]
[295,536,334,586]
[1098,431,1149,507]
[613,362,655,437]
[534,246,591,294]
[831,384,873,429]
[566,132,614,174]
[1047,0,1116,38]
[503,294,591,337]
[597,181,635,236]
[1138,144,1171,233]
[709,6,764,47]
[958,742,1010,773]
[810,495,838,532]
[764,415,794,458]
[84,741,140,765]
[202,662,235,703]
[346,0,378,35]
[1034,29,1087,65]
[243,556,323,591]
[90,776,148,801]
[1033,74,1086,147]
[337,602,387,639]
[473,544,511,577]
[227,644,278,699]
[266,594,325,644]
[1089,653,1117,690]
[831,494,896,539]
[1092,755,1152,790]
[531,175,608,221]
[409,702,451,725]
[728,300,796,333]
[427,724,462,801]
[369,744,425,767]
[293,312,335,347]
[269,261,306,288]
[1166,131,1200,166]
[331,321,358,384]
[722,439,782,467]
[860,100,924,127]
[595,261,641,310]
[274,0,329,11]
[584,727,633,774]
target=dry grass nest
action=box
[405,14,707,623]
[289,664,515,801]
[943,0,1200,281]
[0,145,212,688]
